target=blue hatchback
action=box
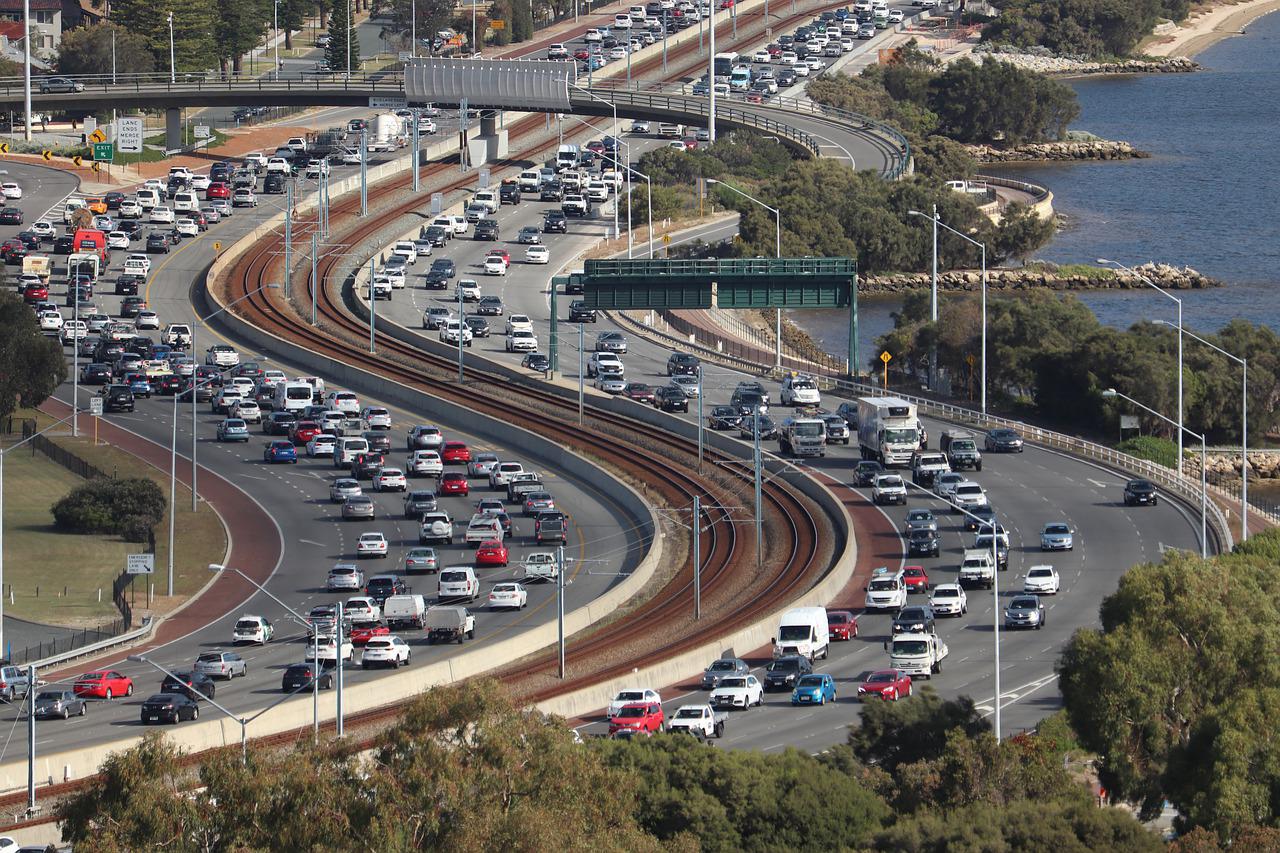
[791,673,837,706]
[263,440,297,464]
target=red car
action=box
[475,539,509,567]
[903,565,930,594]
[857,669,913,702]
[826,609,858,640]
[349,622,390,645]
[21,284,48,303]
[73,669,134,699]
[623,383,656,404]
[289,420,323,445]
[573,47,591,60]
[485,248,511,265]
[206,182,231,200]
[608,701,665,735]
[681,137,699,150]
[441,441,471,464]
[585,140,605,154]
[439,472,470,496]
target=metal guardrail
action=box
[766,94,912,179]
[975,173,1051,203]
[25,617,153,672]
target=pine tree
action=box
[112,0,218,73]
[325,0,360,71]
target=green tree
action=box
[509,0,534,41]
[326,0,360,70]
[928,58,1080,144]
[984,0,1192,57]
[277,0,313,50]
[844,686,990,776]
[487,0,512,45]
[52,477,166,542]
[990,201,1055,264]
[111,0,219,73]
[216,0,271,74]
[0,292,67,422]
[384,0,454,50]
[56,23,157,76]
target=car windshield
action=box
[828,613,850,624]
[1011,598,1037,609]
[719,678,747,689]
[867,673,894,684]
[616,705,647,718]
[235,620,259,631]
[933,589,958,599]
[892,640,929,655]
[884,427,917,444]
[1045,524,1070,534]
[869,579,897,591]
[778,625,810,641]
[440,571,467,582]
[617,691,644,701]
[767,660,799,673]
[796,675,824,688]
[674,708,702,719]
[956,485,982,496]
[899,609,928,620]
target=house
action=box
[0,24,52,68]
[0,0,62,59]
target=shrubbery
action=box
[52,477,165,542]
[983,0,1193,57]
[1117,435,1177,469]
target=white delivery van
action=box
[437,566,479,602]
[274,381,317,412]
[335,437,370,466]
[383,594,427,629]
[172,191,199,212]
[135,188,161,210]
[771,607,830,661]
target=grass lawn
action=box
[6,409,229,625]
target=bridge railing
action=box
[0,70,408,97]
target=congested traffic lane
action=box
[0,166,644,761]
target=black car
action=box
[476,295,503,315]
[281,662,334,693]
[855,460,885,486]
[964,504,998,532]
[706,405,741,430]
[146,233,169,253]
[103,384,135,412]
[892,605,936,636]
[569,300,597,322]
[114,275,141,295]
[403,490,438,518]
[53,235,75,254]
[666,352,700,376]
[1123,478,1158,506]
[0,207,22,225]
[474,219,499,241]
[907,528,940,557]
[363,430,391,453]
[984,428,1024,452]
[655,385,689,412]
[521,353,549,371]
[119,296,147,318]
[763,655,813,691]
[140,692,200,724]
[499,183,521,205]
[160,670,216,701]
[463,315,490,337]
[154,374,184,396]
[16,230,40,249]
[543,210,568,233]
[424,225,449,247]
[540,181,564,202]
[430,258,456,278]
[424,269,450,289]
[80,362,112,384]
[366,575,408,605]
[263,174,286,194]
[263,411,298,435]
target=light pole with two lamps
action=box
[906,206,941,391]
[567,84,619,242]
[705,178,783,371]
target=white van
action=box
[274,381,317,413]
[438,566,479,602]
[135,189,160,211]
[383,594,427,629]
[294,375,326,398]
[865,568,907,611]
[771,606,830,661]
[335,437,370,466]
[519,169,542,192]
[172,191,198,213]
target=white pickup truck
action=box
[959,548,995,589]
[887,631,949,678]
[522,552,558,582]
[666,704,727,739]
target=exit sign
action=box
[91,142,113,160]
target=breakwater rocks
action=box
[1187,452,1280,481]
[861,263,1221,294]
[974,46,1201,76]
[966,140,1149,162]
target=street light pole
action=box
[1102,388,1207,558]
[273,0,280,79]
[568,84,618,241]
[129,654,250,764]
[706,178,782,369]
[21,0,30,142]
[168,12,175,84]
[707,0,716,142]
[1099,258,1183,463]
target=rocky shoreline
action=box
[967,140,1150,162]
[974,46,1201,76]
[861,262,1221,294]
[1189,452,1280,483]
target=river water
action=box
[792,12,1280,364]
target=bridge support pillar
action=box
[466,109,507,166]
[165,108,182,152]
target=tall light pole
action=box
[1153,320,1249,542]
[911,209,987,414]
[21,0,30,142]
[706,178,782,369]
[347,0,353,75]
[1099,258,1183,463]
[411,0,417,57]
[273,0,280,79]
[707,0,716,142]
[567,84,618,241]
[1102,388,1207,558]
[167,12,176,83]
[906,207,941,391]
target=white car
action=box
[440,321,474,346]
[934,472,966,500]
[118,199,142,218]
[0,182,21,199]
[521,551,558,582]
[928,583,968,616]
[608,687,661,718]
[1023,565,1061,595]
[361,635,411,668]
[361,406,392,429]
[29,220,54,238]
[505,314,533,335]
[190,174,211,190]
[149,205,175,224]
[951,481,989,512]
[125,253,152,276]
[327,563,364,591]
[356,532,389,558]
[752,49,771,63]
[231,614,274,645]
[205,345,239,367]
[483,257,507,276]
[307,434,337,457]
[233,188,258,207]
[630,120,650,133]
[325,391,361,414]
[456,279,482,300]
[408,449,443,477]
[60,320,87,343]
[709,674,764,709]
[488,582,528,610]
[176,218,199,237]
[595,375,626,394]
[38,310,63,331]
[525,245,549,264]
[231,400,262,423]
[265,157,291,174]
[791,62,810,78]
[390,240,417,263]
[374,467,408,492]
[107,231,130,249]
[489,461,524,489]
[505,330,537,352]
[345,596,381,622]
[244,152,268,168]
[888,8,904,22]
[133,311,160,330]
[306,634,354,664]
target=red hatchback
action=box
[609,702,665,735]
[206,182,231,200]
[349,622,390,645]
[441,441,471,464]
[73,669,134,699]
[439,472,470,496]
[290,420,323,445]
[826,609,858,640]
[857,669,913,702]
[475,539,509,567]
[903,565,930,594]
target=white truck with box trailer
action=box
[857,397,920,467]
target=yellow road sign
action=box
[88,128,106,143]
[41,150,51,161]
[72,155,83,167]
[662,234,671,244]
[91,161,101,173]
[490,19,506,29]
[879,351,892,364]
[0,142,8,154]
[213,242,222,253]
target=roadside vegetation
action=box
[982,0,1193,57]
[875,289,1278,444]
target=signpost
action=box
[117,116,144,154]
[91,142,113,161]
[369,96,408,110]
[83,117,97,139]
[880,350,892,389]
[194,125,210,140]
[126,554,155,575]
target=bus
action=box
[712,51,739,79]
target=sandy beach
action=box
[1143,0,1280,57]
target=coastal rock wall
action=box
[967,140,1148,162]
[974,46,1200,76]
[1188,452,1280,481]
[861,262,1220,294]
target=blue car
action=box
[791,673,837,706]
[216,418,249,443]
[263,440,297,464]
[125,373,153,398]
